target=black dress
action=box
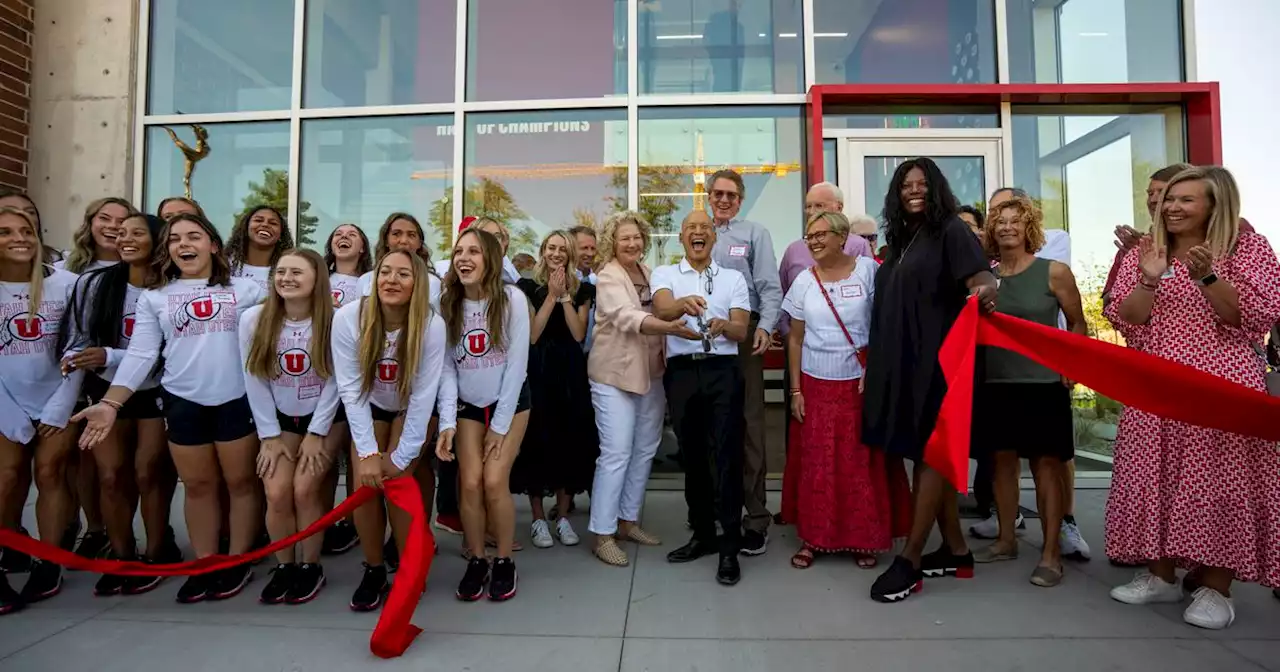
[509,278,599,496]
[861,216,988,461]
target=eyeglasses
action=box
[859,233,878,243]
[710,190,740,202]
[803,230,835,243]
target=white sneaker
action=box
[530,519,554,549]
[1110,571,1184,605]
[968,513,1024,540]
[555,518,580,546]
[1183,587,1235,629]
[1059,521,1092,561]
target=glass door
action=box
[839,139,1002,238]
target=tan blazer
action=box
[587,259,665,395]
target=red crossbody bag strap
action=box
[809,266,868,369]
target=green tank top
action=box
[984,257,1061,383]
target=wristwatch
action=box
[1196,272,1218,287]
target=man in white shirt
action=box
[570,225,599,353]
[651,211,752,586]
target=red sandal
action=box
[790,547,815,569]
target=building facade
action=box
[15,0,1247,479]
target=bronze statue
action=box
[162,124,210,199]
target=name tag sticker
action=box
[728,244,749,258]
[298,384,322,400]
[841,284,862,299]
[210,292,236,304]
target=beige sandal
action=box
[619,525,662,546]
[594,538,630,567]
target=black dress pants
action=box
[665,354,745,553]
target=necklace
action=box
[900,227,923,261]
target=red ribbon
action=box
[925,298,1280,491]
[0,476,433,659]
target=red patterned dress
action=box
[1103,231,1280,586]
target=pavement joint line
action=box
[0,599,129,663]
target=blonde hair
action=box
[65,197,137,274]
[244,249,335,382]
[0,207,43,315]
[358,250,433,400]
[984,196,1045,257]
[805,210,852,237]
[1152,165,1240,258]
[532,230,581,296]
[596,210,652,265]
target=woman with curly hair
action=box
[57,198,137,275]
[226,205,293,294]
[863,158,998,603]
[969,196,1086,588]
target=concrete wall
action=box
[28,0,137,248]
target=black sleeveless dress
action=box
[509,278,599,496]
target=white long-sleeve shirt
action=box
[233,263,272,295]
[330,272,362,308]
[330,301,446,471]
[359,270,442,313]
[238,306,342,439]
[113,277,266,405]
[65,273,159,390]
[438,286,529,435]
[0,269,82,428]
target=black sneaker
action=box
[94,572,129,597]
[456,557,489,602]
[0,528,33,573]
[488,557,517,602]
[350,563,389,612]
[19,561,63,604]
[919,546,975,579]
[0,572,24,615]
[209,563,253,600]
[60,518,82,551]
[384,537,399,573]
[155,526,184,564]
[870,556,923,603]
[739,530,768,556]
[123,557,166,596]
[73,529,111,560]
[259,563,296,604]
[286,563,326,605]
[176,574,211,604]
[322,520,359,556]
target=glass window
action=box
[467,0,627,101]
[638,106,803,267]
[822,139,836,186]
[812,0,995,85]
[147,0,294,114]
[143,122,291,237]
[1006,0,1183,84]
[299,115,454,257]
[303,0,456,108]
[638,0,803,95]
[463,110,628,257]
[823,106,999,130]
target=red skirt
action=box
[781,374,913,553]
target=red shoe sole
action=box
[955,567,974,579]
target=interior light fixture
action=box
[656,33,703,40]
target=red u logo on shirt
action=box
[11,313,42,340]
[463,329,491,357]
[280,348,311,376]
[122,314,135,339]
[376,358,399,383]
[187,297,217,321]
[331,289,344,307]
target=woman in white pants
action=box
[587,211,699,566]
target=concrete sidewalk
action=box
[2,489,1277,671]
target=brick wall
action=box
[0,0,30,191]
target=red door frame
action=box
[805,82,1222,186]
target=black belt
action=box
[669,353,736,364]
